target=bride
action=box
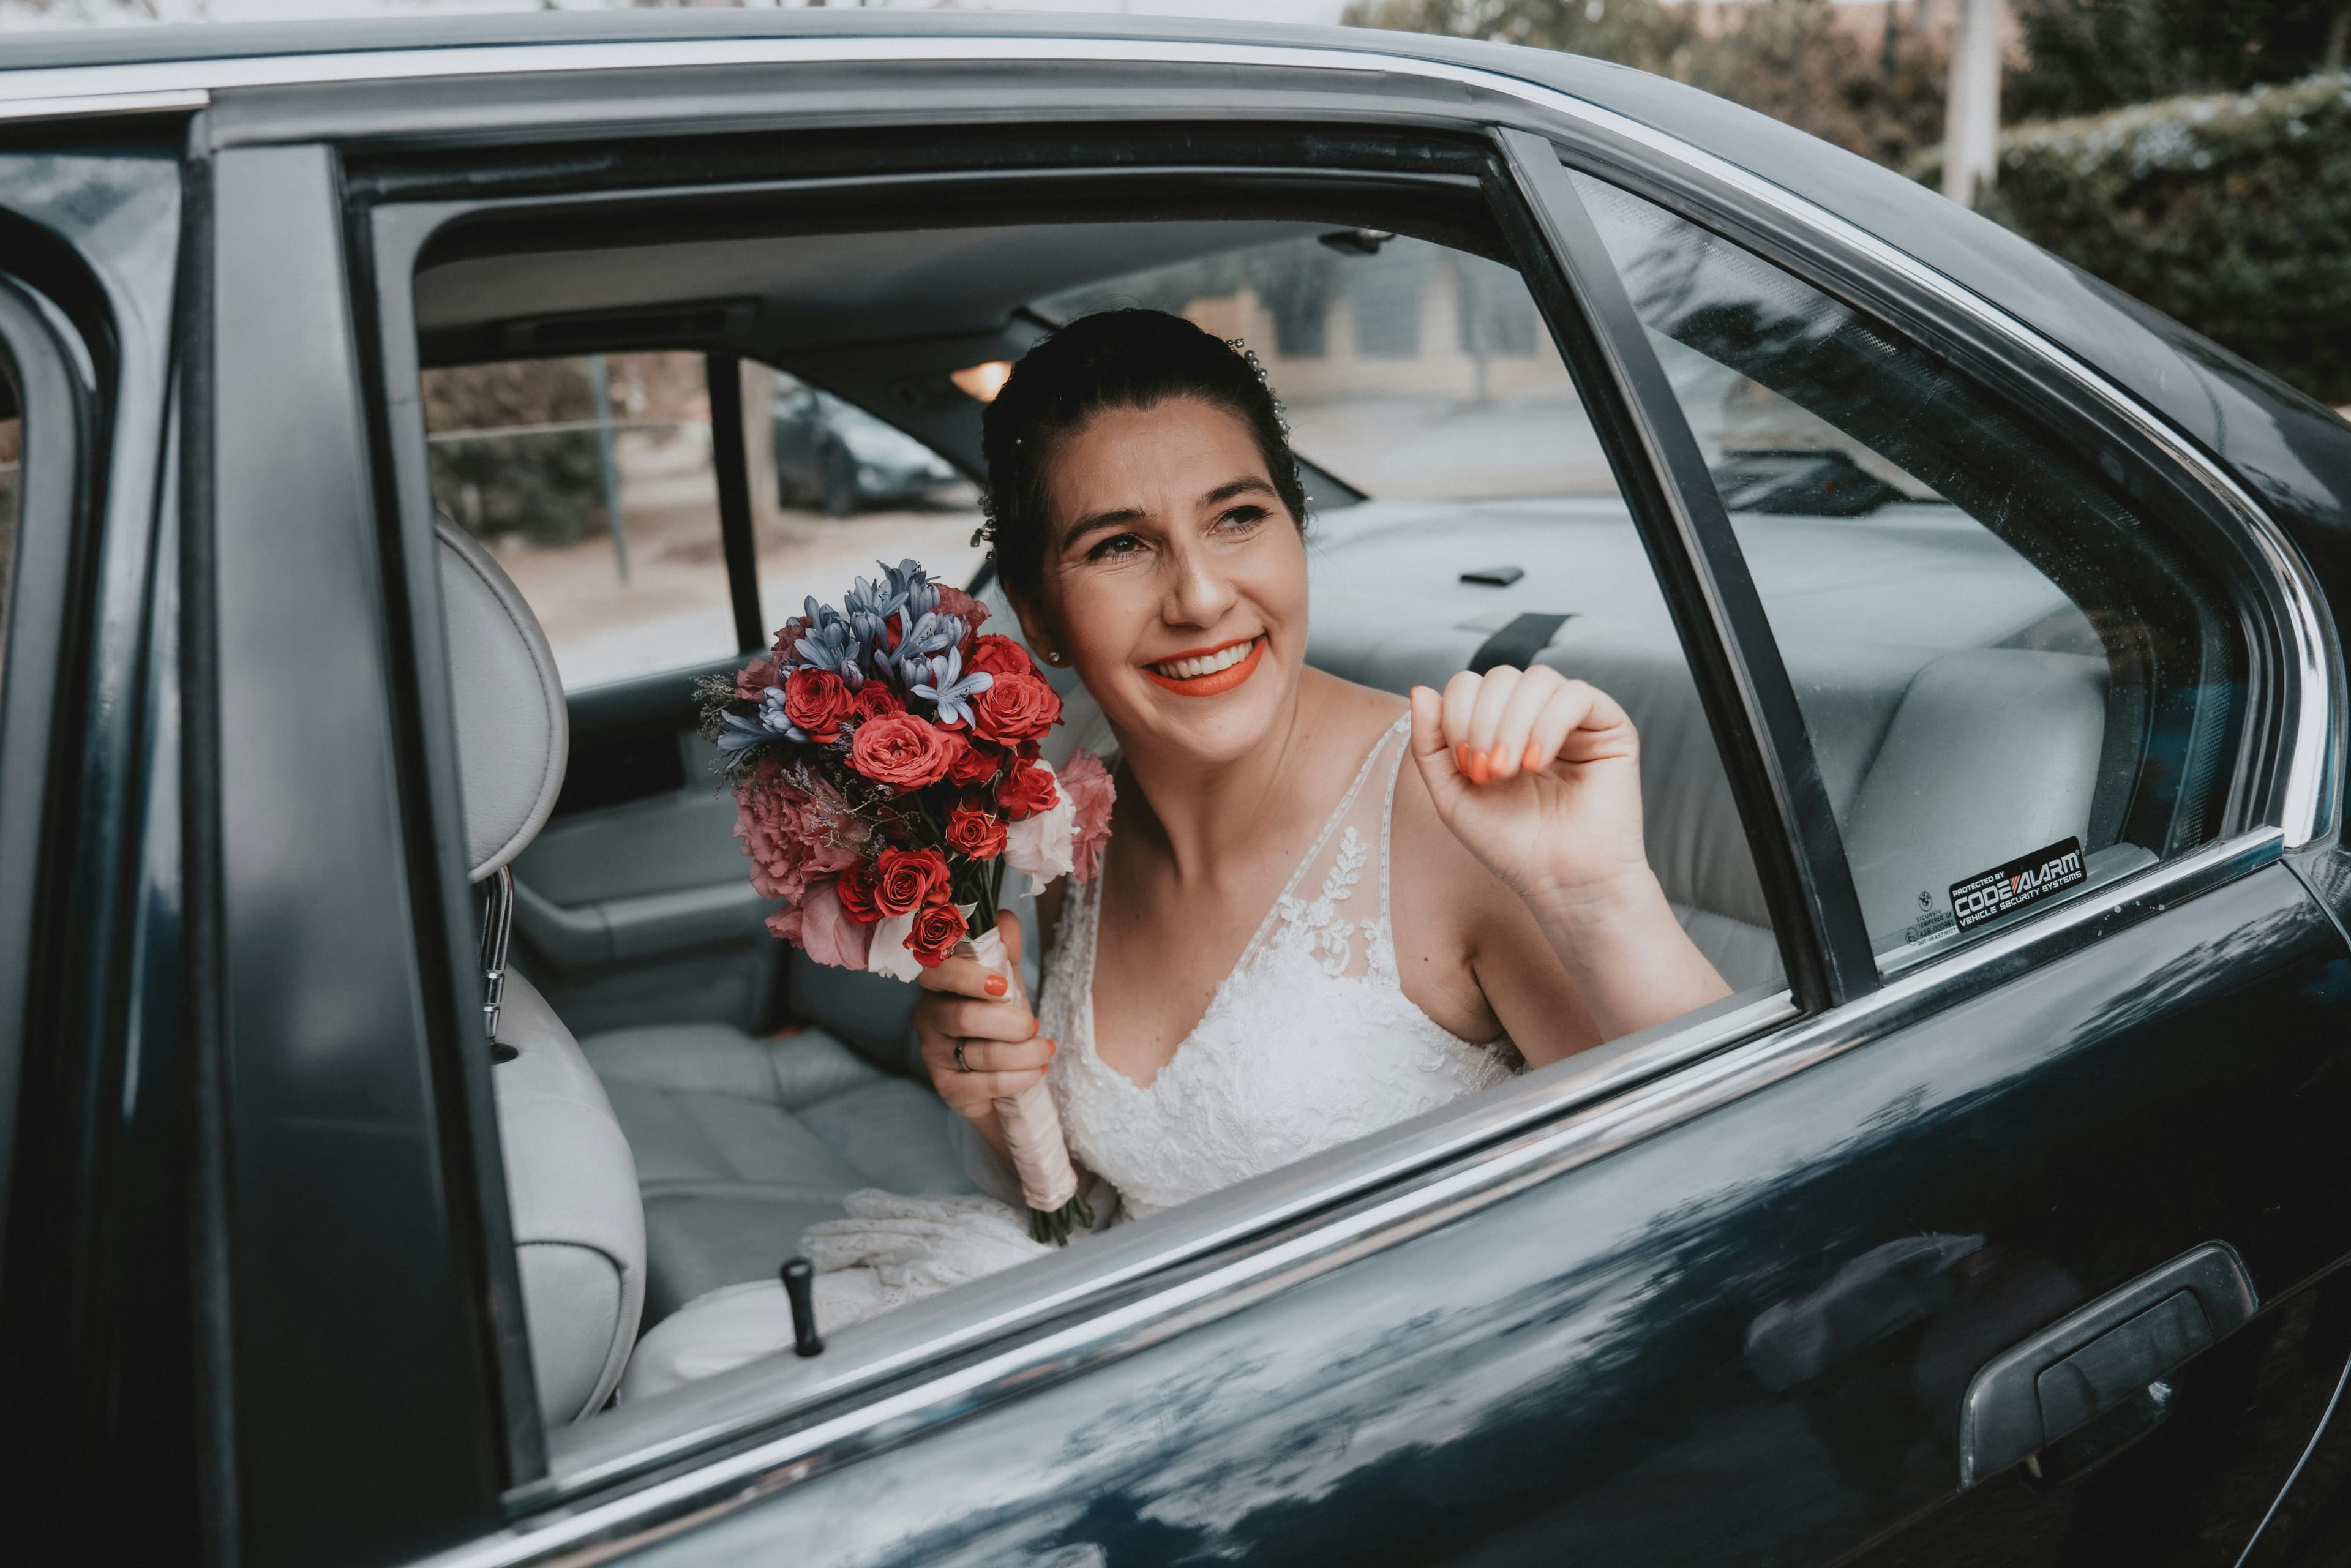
[624,310,1729,1391]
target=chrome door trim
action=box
[421,832,2282,1568]
[9,31,2326,841]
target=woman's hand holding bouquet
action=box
[701,560,1113,1243]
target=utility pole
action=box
[1942,0,2001,208]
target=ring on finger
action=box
[953,1041,970,1073]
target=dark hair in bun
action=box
[980,309,1309,602]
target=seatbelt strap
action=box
[1469,612,1572,675]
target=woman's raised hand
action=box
[915,909,1056,1151]
[1407,667,1652,913]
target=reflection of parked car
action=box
[15,15,2351,1568]
[772,379,958,514]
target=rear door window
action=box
[1570,172,2251,968]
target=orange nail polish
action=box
[1469,751,1491,785]
[1045,1039,1059,1054]
[983,974,1008,997]
[1490,745,1513,773]
[1454,743,1471,773]
[1524,741,1545,771]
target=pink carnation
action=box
[768,879,872,970]
[1061,749,1115,884]
[734,762,865,904]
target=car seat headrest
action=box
[438,521,567,883]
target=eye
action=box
[1086,531,1144,561]
[1214,504,1270,533]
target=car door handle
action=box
[1959,1242,2258,1487]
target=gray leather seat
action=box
[578,957,978,1323]
[442,522,647,1424]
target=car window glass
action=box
[1570,171,2247,969]
[416,206,1785,1448]
[423,351,737,690]
[753,369,981,636]
[1037,231,1622,504]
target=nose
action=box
[1161,533,1238,630]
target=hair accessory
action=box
[972,490,1000,550]
[1224,336,1291,437]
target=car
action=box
[6,13,2351,1568]
[771,375,961,515]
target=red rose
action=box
[945,733,1005,788]
[973,670,1061,743]
[850,711,956,790]
[853,682,902,721]
[966,634,1031,680]
[835,861,881,924]
[782,666,855,740]
[907,903,969,968]
[945,802,1008,860]
[934,585,991,642]
[735,655,779,700]
[998,760,1060,822]
[871,845,953,917]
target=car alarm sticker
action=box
[1948,836,2087,932]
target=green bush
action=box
[1921,74,2351,407]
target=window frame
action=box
[352,115,1832,1510]
[316,53,2336,1563]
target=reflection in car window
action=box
[757,370,981,636]
[0,368,17,685]
[1036,231,1622,503]
[1572,171,2246,967]
[424,351,741,690]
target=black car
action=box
[5,14,2351,1568]
[771,373,960,515]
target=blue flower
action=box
[792,620,865,688]
[716,710,782,769]
[910,647,994,728]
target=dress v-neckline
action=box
[1075,716,1408,1094]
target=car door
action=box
[580,118,2351,1568]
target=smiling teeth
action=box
[1153,639,1256,680]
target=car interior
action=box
[407,178,2249,1439]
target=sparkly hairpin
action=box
[1226,336,1291,437]
[971,489,999,551]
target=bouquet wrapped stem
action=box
[702,560,1114,1250]
[966,922,1093,1245]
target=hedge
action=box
[1918,73,2351,407]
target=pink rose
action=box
[850,711,958,790]
[735,655,779,700]
[769,879,872,970]
[1060,749,1115,884]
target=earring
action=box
[1040,649,1065,666]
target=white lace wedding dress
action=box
[623,716,1518,1397]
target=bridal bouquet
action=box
[699,559,1112,1244]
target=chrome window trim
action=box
[6,32,2328,842]
[0,87,209,122]
[418,829,2282,1568]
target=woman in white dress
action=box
[621,311,1732,1388]
[920,309,1729,1223]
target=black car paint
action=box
[2,18,2350,1568]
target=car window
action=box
[422,351,740,690]
[754,369,981,635]
[1037,231,1621,504]
[1571,171,2248,969]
